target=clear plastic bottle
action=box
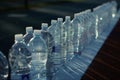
[40,23,54,80]
[88,12,96,43]
[9,34,31,80]
[40,23,54,54]
[60,18,67,63]
[80,10,96,44]
[57,18,66,64]
[0,51,9,80]
[56,18,62,47]
[48,19,64,79]
[72,12,91,54]
[71,14,81,55]
[63,16,74,61]
[77,10,93,51]
[51,18,64,76]
[27,30,48,80]
[23,26,33,44]
[93,4,108,36]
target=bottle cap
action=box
[51,20,57,24]
[84,9,91,13]
[15,34,23,41]
[78,9,91,16]
[34,30,40,35]
[65,16,70,20]
[74,13,79,18]
[26,26,33,32]
[57,18,63,22]
[41,23,48,31]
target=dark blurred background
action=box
[0,0,120,57]
[0,0,120,80]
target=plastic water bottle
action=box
[23,26,33,44]
[57,18,67,64]
[72,12,90,54]
[40,23,54,80]
[27,30,48,80]
[93,8,100,39]
[48,20,62,79]
[0,51,9,80]
[78,12,88,51]
[81,10,96,44]
[88,12,96,42]
[40,23,54,55]
[94,3,113,35]
[93,3,114,36]
[60,17,67,63]
[63,16,74,61]
[71,14,81,55]
[55,18,62,47]
[93,6,103,36]
[9,34,31,80]
[51,18,64,76]
[77,10,92,49]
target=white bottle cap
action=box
[78,9,91,16]
[84,9,91,13]
[57,18,63,22]
[26,26,33,32]
[34,30,40,35]
[65,16,70,20]
[15,34,23,41]
[78,12,82,16]
[41,23,48,31]
[74,13,79,17]
[51,20,57,24]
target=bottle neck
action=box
[33,34,40,37]
[65,19,70,23]
[15,40,25,44]
[51,23,56,27]
[74,14,79,19]
[41,28,47,31]
[26,31,33,34]
[58,21,63,25]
